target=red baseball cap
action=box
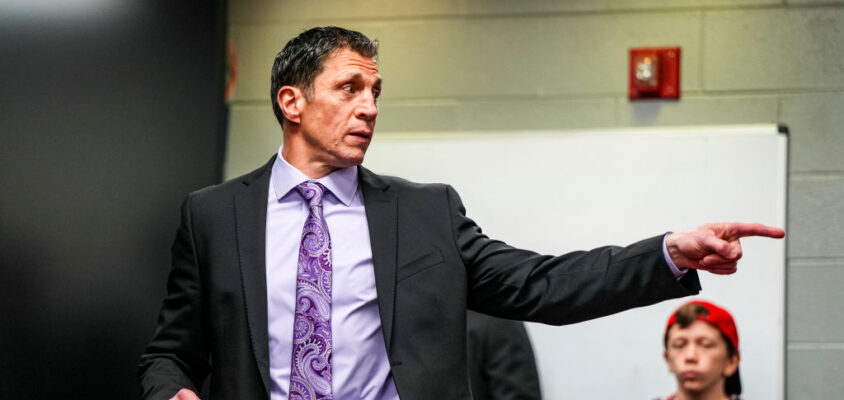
[665,300,739,352]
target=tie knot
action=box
[296,181,327,207]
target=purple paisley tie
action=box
[289,181,333,400]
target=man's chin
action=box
[333,154,366,168]
[679,380,708,393]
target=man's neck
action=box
[280,143,337,179]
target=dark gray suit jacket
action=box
[138,156,700,400]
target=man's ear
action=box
[723,353,740,377]
[277,86,305,124]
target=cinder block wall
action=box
[227,1,844,398]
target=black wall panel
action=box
[0,2,226,397]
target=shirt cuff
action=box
[663,232,687,280]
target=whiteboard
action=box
[362,124,787,400]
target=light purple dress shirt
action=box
[266,151,398,400]
[264,149,685,400]
[663,234,687,279]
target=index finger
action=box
[727,222,785,239]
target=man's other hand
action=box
[666,222,785,275]
[169,389,200,400]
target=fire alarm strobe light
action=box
[629,47,680,100]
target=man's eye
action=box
[342,85,354,93]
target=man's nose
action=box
[683,345,699,362]
[356,92,378,121]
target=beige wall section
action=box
[227,2,844,398]
[703,8,844,91]
[780,92,844,172]
[225,105,280,176]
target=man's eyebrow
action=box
[339,72,382,85]
[345,72,363,81]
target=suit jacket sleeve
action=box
[137,194,210,400]
[446,185,701,325]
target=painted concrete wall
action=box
[226,1,844,398]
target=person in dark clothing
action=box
[467,311,542,400]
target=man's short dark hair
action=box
[270,26,379,127]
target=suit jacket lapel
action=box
[234,157,274,396]
[359,166,398,352]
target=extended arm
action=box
[447,185,700,325]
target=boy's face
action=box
[664,320,739,395]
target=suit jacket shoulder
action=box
[188,156,274,207]
[358,165,451,196]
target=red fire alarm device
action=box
[629,47,680,100]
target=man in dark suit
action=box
[137,27,784,400]
[466,311,542,400]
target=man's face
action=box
[295,48,381,169]
[664,320,739,395]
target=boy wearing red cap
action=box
[659,300,742,400]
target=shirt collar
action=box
[270,147,358,206]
